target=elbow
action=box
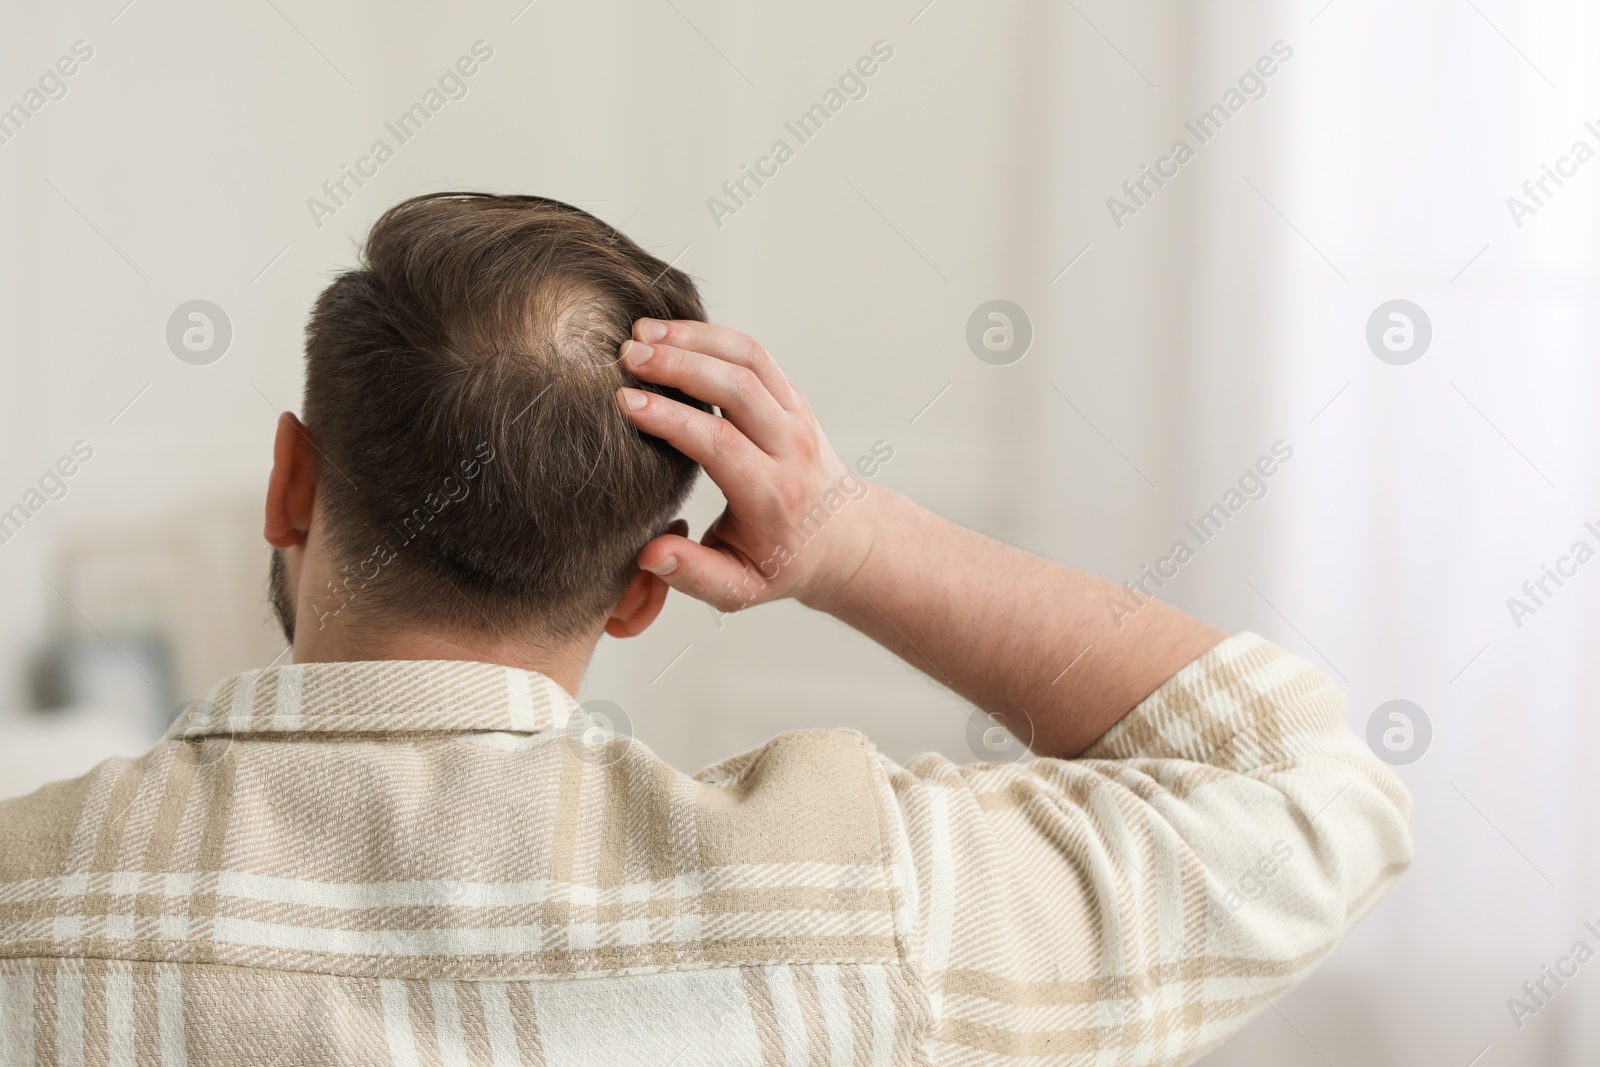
[1304,752,1415,935]
[1348,758,1414,918]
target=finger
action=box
[621,340,790,454]
[637,532,770,612]
[633,320,798,409]
[617,388,770,507]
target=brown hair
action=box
[300,192,707,639]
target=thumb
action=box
[637,533,769,612]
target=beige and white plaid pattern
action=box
[0,633,1411,1064]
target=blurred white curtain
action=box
[1192,2,1600,1064]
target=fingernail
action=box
[622,340,653,365]
[642,556,677,576]
[638,319,668,343]
[618,388,648,412]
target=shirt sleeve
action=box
[875,632,1414,1065]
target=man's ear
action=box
[603,567,671,638]
[604,518,689,638]
[265,412,319,549]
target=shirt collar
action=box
[164,658,580,740]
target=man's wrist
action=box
[797,485,898,617]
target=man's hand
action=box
[617,319,879,614]
[620,317,1224,757]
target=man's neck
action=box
[289,623,596,697]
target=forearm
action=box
[612,319,1224,757]
[807,487,1225,758]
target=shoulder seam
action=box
[852,734,935,1051]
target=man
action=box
[0,193,1411,1065]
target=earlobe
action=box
[604,568,671,638]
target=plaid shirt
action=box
[0,632,1411,1065]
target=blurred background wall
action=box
[1,0,1595,1062]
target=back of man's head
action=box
[300,192,706,639]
